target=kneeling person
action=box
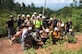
[52,27,60,44]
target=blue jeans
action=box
[21,29,27,51]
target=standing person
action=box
[17,15,22,28]
[65,19,72,35]
[39,14,42,20]
[42,16,46,30]
[21,14,25,24]
[31,14,36,31]
[34,16,42,31]
[6,15,15,44]
[33,12,37,18]
[42,15,50,30]
[24,14,32,27]
[49,18,54,31]
[53,16,58,28]
[57,18,62,31]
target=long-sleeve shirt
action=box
[32,32,41,41]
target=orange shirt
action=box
[52,31,60,38]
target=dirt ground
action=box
[0,33,82,54]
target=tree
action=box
[14,2,21,14]
[73,0,77,7]
[79,0,82,7]
[31,3,35,9]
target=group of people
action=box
[6,12,74,51]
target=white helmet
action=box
[39,14,42,16]
[50,18,53,20]
[28,27,32,30]
[42,16,45,19]
[26,14,30,17]
[69,29,73,32]
[54,27,58,31]
[61,23,64,27]
[22,14,25,17]
[45,29,49,32]
[37,16,40,18]
[32,14,35,17]
[39,30,43,33]
[10,15,13,18]
[34,12,37,14]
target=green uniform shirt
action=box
[34,20,42,28]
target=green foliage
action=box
[66,32,77,43]
[50,50,78,54]
[55,6,82,32]
[77,48,82,54]
[51,48,82,54]
[42,35,53,48]
[0,0,54,17]
[24,48,36,54]
[67,36,77,43]
[57,39,65,44]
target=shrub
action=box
[42,34,53,48]
[24,48,36,54]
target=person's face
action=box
[18,16,21,19]
[68,19,71,22]
[10,18,13,20]
[58,19,61,22]
[54,17,56,19]
[26,17,30,20]
[36,18,39,20]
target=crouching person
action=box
[32,30,43,48]
[40,29,49,44]
[67,29,74,36]
[67,29,76,43]
[52,27,60,44]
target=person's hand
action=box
[37,41,44,45]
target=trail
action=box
[0,33,82,54]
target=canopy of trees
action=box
[0,0,54,17]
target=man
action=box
[41,29,49,44]
[25,14,32,27]
[21,14,25,24]
[42,16,46,30]
[34,16,42,31]
[42,15,50,30]
[65,19,72,35]
[17,15,22,27]
[53,16,58,28]
[6,15,15,43]
[49,18,54,30]
[32,30,43,46]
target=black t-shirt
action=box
[21,19,25,24]
[17,19,22,27]
[53,19,58,27]
[66,21,72,28]
[42,18,49,28]
[6,20,14,28]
